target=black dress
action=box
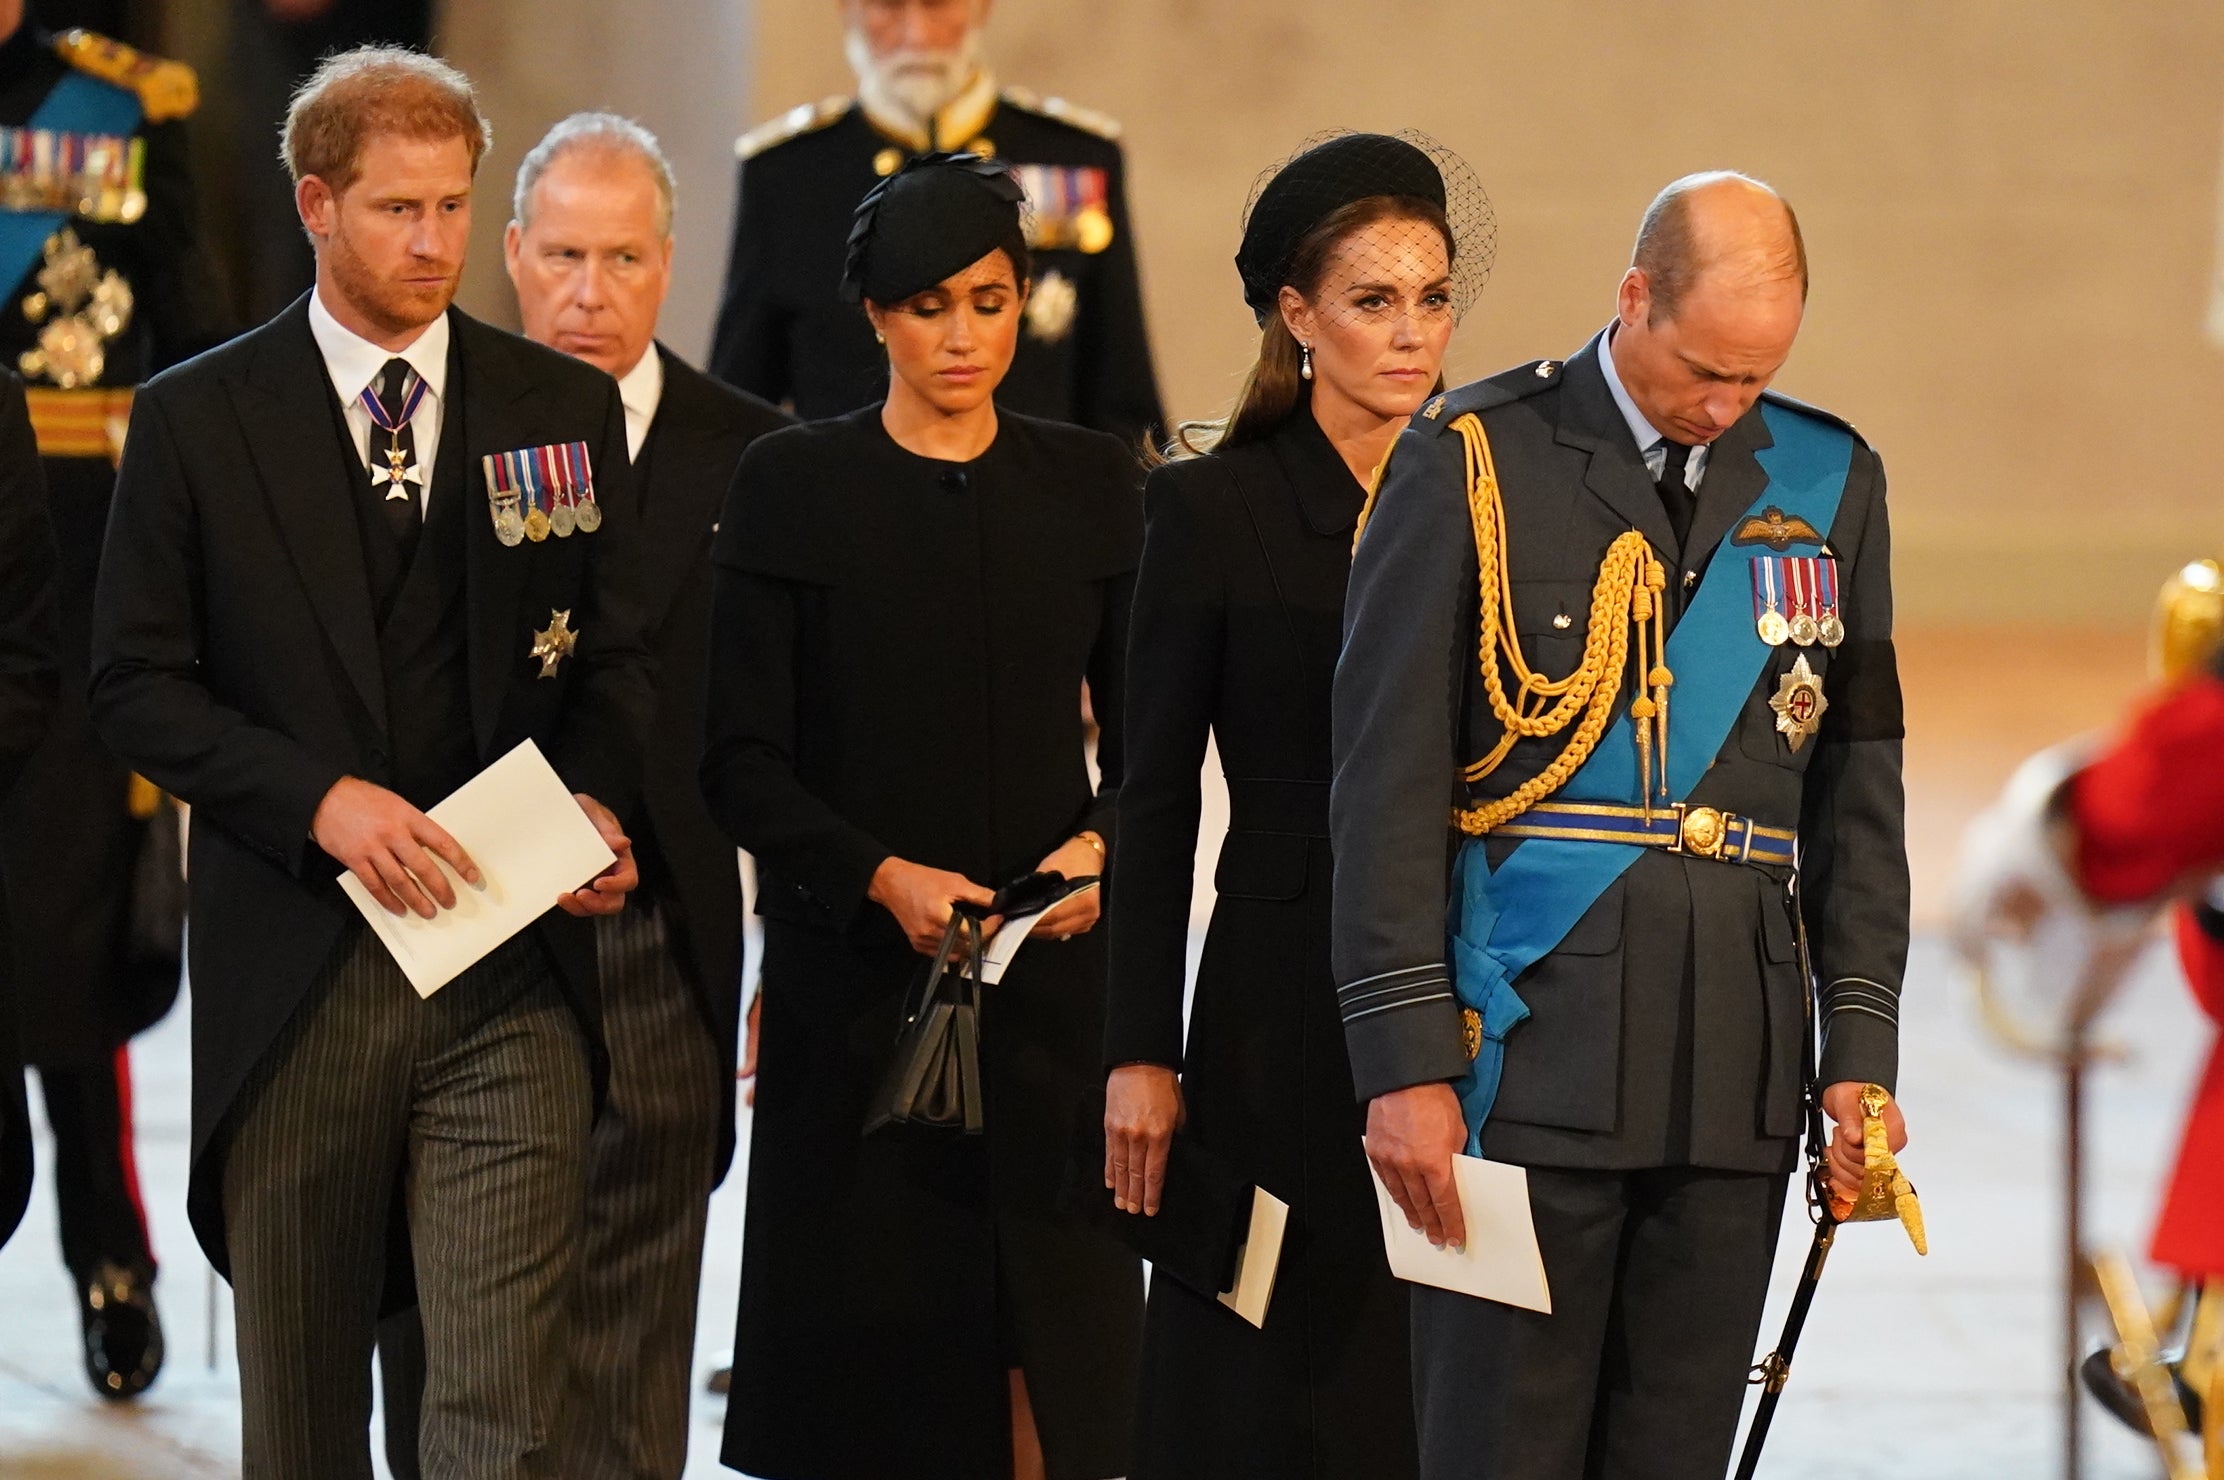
[703,405,1146,1480]
[1104,408,1418,1479]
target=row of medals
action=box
[1758,600,1843,649]
[488,483,601,547]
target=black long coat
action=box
[87,299,652,1272]
[0,22,228,1066]
[0,374,60,1248]
[702,406,1145,1480]
[1105,409,1416,1479]
[628,345,787,1184]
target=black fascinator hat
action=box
[841,151,1032,306]
[1234,130,1494,325]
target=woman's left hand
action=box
[1031,833,1104,941]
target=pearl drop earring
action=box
[1300,342,1314,381]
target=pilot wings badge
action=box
[1732,505,1823,552]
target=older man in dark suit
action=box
[87,49,649,1477]
[1334,173,1911,1480]
[376,111,789,1480]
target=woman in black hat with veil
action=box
[1101,132,1494,1479]
[703,153,1144,1480]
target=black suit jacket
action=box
[631,345,786,1182]
[0,373,58,1249]
[87,297,653,1268]
[1331,335,1907,1174]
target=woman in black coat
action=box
[1102,133,1492,1479]
[703,154,1144,1480]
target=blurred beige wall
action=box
[756,1,2224,626]
[444,0,755,366]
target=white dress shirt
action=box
[615,346,664,463]
[1597,323,1708,492]
[308,286,450,520]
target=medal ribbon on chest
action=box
[480,441,600,546]
[0,125,144,222]
[1749,555,1844,650]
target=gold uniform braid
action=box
[1441,412,1671,836]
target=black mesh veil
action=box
[1234,129,1495,328]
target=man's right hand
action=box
[867,856,996,955]
[1365,1082,1469,1250]
[311,776,481,919]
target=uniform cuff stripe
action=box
[1342,991,1454,1024]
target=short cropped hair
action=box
[282,46,492,193]
[1632,170,1808,322]
[513,112,676,238]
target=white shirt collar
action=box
[307,285,451,410]
[1596,322,1666,455]
[616,344,664,459]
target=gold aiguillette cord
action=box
[1446,413,1672,837]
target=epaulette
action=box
[999,85,1121,141]
[1759,387,1866,444]
[55,29,196,122]
[735,95,850,160]
[1413,359,1563,434]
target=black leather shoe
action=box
[78,1261,163,1400]
[2080,1346,2202,1436]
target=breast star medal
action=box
[530,609,578,679]
[1024,268,1079,344]
[1768,652,1828,752]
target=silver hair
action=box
[513,111,675,237]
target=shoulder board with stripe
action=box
[54,29,196,122]
[735,95,850,160]
[1759,387,1865,444]
[1413,361,1561,435]
[1000,85,1120,141]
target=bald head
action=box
[1607,173,1809,447]
[1632,172,1806,326]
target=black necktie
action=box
[1655,438,1695,550]
[371,358,422,559]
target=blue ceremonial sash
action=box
[1447,402,1855,1151]
[0,72,142,297]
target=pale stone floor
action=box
[0,928,2200,1480]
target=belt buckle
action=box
[1676,804,1728,859]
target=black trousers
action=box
[223,923,589,1480]
[1410,1165,1788,1480]
[36,1049,156,1281]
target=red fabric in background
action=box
[2069,675,2224,903]
[2151,908,2224,1276]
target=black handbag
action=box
[862,906,987,1136]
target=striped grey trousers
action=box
[381,900,724,1480]
[223,921,589,1480]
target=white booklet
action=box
[978,878,1101,984]
[339,739,616,998]
[1216,1186,1292,1329]
[1367,1146,1552,1313]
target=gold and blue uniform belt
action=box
[1489,800,1796,867]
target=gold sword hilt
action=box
[1827,1084,1927,1255]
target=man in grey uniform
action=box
[1331,173,1911,1478]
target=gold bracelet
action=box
[1075,830,1106,861]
